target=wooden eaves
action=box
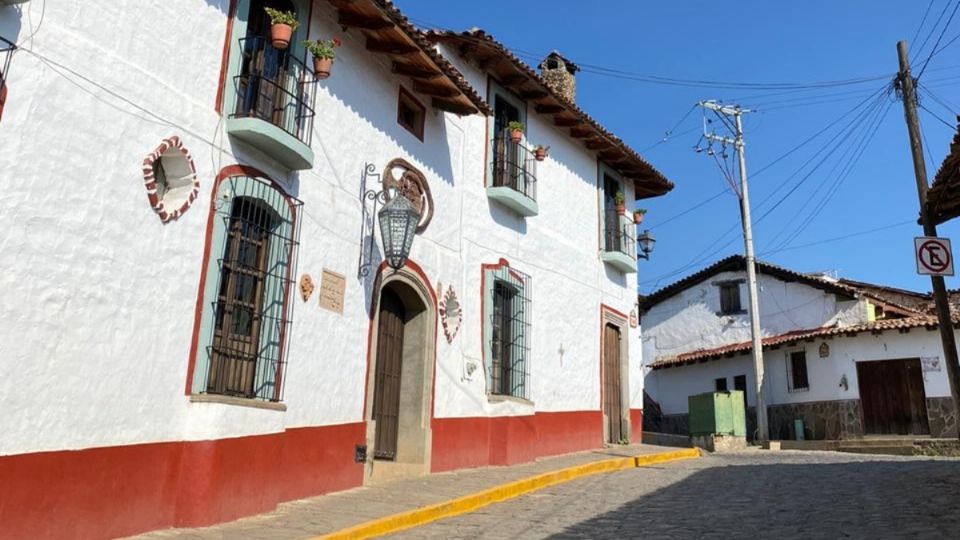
[326,0,491,117]
[927,115,960,226]
[425,28,674,200]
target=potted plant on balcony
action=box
[507,121,525,144]
[304,37,342,79]
[533,144,549,161]
[633,208,646,224]
[614,191,626,215]
[265,7,299,50]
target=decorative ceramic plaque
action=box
[319,269,346,314]
[439,285,462,343]
[299,274,315,302]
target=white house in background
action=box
[0,1,674,538]
[641,255,958,441]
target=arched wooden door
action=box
[372,287,405,460]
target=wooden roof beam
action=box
[413,80,460,98]
[585,139,610,150]
[599,150,626,160]
[337,10,393,30]
[392,62,442,80]
[499,73,528,87]
[477,55,502,70]
[521,89,549,100]
[535,103,564,114]
[570,127,593,139]
[432,97,477,116]
[554,117,582,127]
[366,37,419,55]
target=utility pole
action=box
[699,101,768,442]
[896,40,960,440]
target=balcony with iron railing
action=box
[226,36,317,171]
[487,134,538,217]
[601,209,638,273]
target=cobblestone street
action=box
[391,450,960,539]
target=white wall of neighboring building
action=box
[647,328,955,416]
[642,269,868,364]
[0,0,646,458]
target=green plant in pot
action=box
[633,208,646,224]
[533,144,549,161]
[304,37,342,79]
[265,7,299,50]
[614,191,626,215]
[507,121,525,144]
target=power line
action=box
[758,220,915,257]
[918,0,960,78]
[914,0,956,61]
[920,102,959,129]
[911,1,938,47]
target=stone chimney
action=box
[538,51,580,103]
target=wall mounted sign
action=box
[319,269,346,314]
[439,285,462,343]
[299,274,315,302]
[922,356,942,372]
[629,309,639,328]
[819,342,830,358]
[915,236,954,276]
[383,158,433,233]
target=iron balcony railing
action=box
[604,209,637,259]
[490,134,537,202]
[232,36,317,146]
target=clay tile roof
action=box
[424,28,674,200]
[649,315,947,369]
[639,255,863,311]
[927,116,960,226]
[330,0,491,116]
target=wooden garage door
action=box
[856,358,929,436]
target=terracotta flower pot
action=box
[634,213,645,225]
[616,204,626,216]
[534,148,547,161]
[271,23,294,50]
[509,129,523,144]
[313,57,334,79]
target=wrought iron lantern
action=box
[638,229,656,260]
[378,194,420,270]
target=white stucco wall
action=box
[0,1,647,456]
[642,270,868,364]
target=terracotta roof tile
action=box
[927,116,960,225]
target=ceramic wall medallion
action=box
[629,309,639,328]
[299,274,315,302]
[439,285,462,343]
[383,158,433,233]
[819,342,830,358]
[142,135,200,222]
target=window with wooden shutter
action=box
[718,281,743,315]
[787,351,810,392]
[191,175,302,402]
[715,377,728,392]
[483,262,532,400]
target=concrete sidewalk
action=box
[131,444,688,540]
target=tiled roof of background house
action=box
[425,28,674,200]
[649,314,950,369]
[927,116,960,226]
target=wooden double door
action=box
[857,358,930,436]
[372,288,405,460]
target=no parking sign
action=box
[915,237,954,276]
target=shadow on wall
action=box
[549,458,960,538]
[201,0,232,13]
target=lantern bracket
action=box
[357,162,389,279]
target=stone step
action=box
[837,446,916,456]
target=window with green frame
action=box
[482,262,532,400]
[191,175,302,402]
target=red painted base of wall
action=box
[630,408,643,444]
[0,422,365,540]
[430,410,604,473]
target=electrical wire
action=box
[758,220,915,257]
[912,1,938,48]
[918,0,960,79]
[920,102,959,129]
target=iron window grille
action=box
[787,351,810,393]
[201,176,303,402]
[232,36,317,146]
[0,36,14,121]
[490,131,537,202]
[603,209,637,259]
[486,265,532,400]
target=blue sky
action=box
[396,0,960,294]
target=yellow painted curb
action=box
[316,447,700,540]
